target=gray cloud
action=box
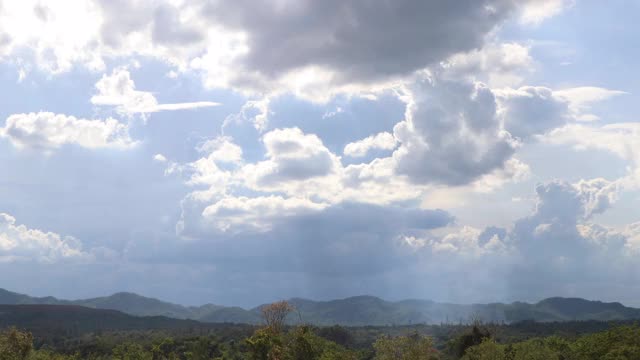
[392,75,517,185]
[499,86,571,140]
[244,127,340,186]
[147,201,455,284]
[148,177,639,305]
[166,165,636,305]
[491,178,633,301]
[152,5,205,46]
[97,0,156,48]
[200,0,522,84]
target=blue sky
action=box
[0,0,639,308]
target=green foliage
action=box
[27,350,79,360]
[373,332,439,360]
[461,337,570,360]
[0,328,33,360]
[460,325,640,360]
[245,327,283,360]
[245,325,359,360]
[461,339,505,360]
[2,316,640,360]
[446,325,492,358]
[316,325,354,347]
[112,343,152,360]
[569,325,640,360]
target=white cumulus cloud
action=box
[0,213,90,263]
[1,112,136,151]
[344,132,398,158]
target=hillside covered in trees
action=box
[1,300,640,359]
[2,288,640,326]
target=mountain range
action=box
[1,288,639,326]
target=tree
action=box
[245,328,284,360]
[447,324,492,358]
[261,301,294,334]
[246,322,358,360]
[461,339,505,360]
[373,332,440,360]
[0,328,33,360]
[317,325,353,347]
[112,343,152,360]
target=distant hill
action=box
[0,288,639,326]
[0,304,240,338]
[505,297,640,322]
[0,288,251,322]
[75,292,193,319]
[0,288,68,306]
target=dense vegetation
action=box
[461,325,640,359]
[1,301,640,359]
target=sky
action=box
[0,0,639,308]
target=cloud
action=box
[201,195,328,233]
[497,86,571,140]
[0,1,562,101]
[182,157,234,188]
[197,136,243,165]
[403,177,639,301]
[3,0,634,307]
[151,3,205,46]
[242,128,341,188]
[175,200,454,273]
[344,132,398,158]
[0,1,105,73]
[175,129,426,235]
[222,98,272,132]
[171,175,639,304]
[442,42,534,87]
[91,68,220,115]
[392,75,518,185]
[494,85,625,141]
[554,87,627,121]
[0,213,90,263]
[624,222,640,253]
[501,178,634,298]
[1,112,136,151]
[177,191,329,238]
[545,122,640,181]
[153,153,167,163]
[174,131,529,243]
[196,0,543,91]
[173,109,534,235]
[416,225,508,257]
[118,168,627,305]
[531,179,619,223]
[519,0,574,25]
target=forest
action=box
[1,301,640,360]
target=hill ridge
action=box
[1,288,639,326]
